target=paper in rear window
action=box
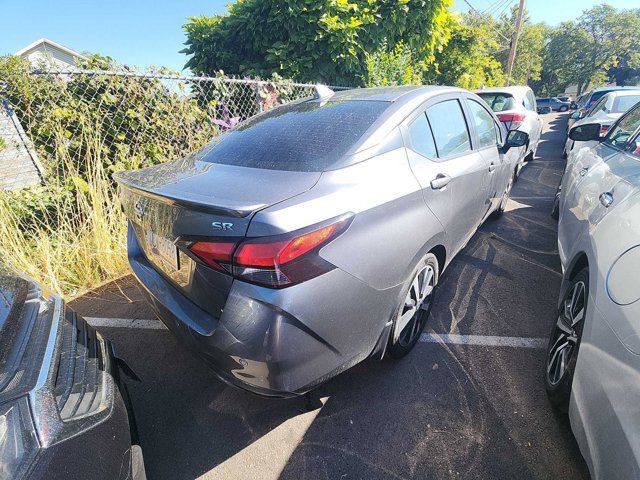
[199,100,390,172]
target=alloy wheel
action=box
[546,281,586,386]
[393,265,435,346]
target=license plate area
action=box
[145,229,180,271]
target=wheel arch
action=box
[428,244,447,275]
[559,252,590,309]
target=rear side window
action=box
[408,113,437,158]
[524,91,535,111]
[477,93,516,112]
[426,100,472,158]
[468,100,498,149]
[199,100,390,172]
[613,95,640,114]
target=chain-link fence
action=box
[0,69,350,189]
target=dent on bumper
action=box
[128,235,396,396]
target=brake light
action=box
[600,125,609,136]
[497,113,526,129]
[189,241,236,273]
[188,215,353,288]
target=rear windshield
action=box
[477,93,516,112]
[199,100,390,172]
[613,95,640,113]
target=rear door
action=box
[464,96,507,215]
[403,94,487,255]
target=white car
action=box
[548,104,640,479]
[564,89,640,159]
[476,86,543,179]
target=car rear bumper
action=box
[127,224,395,397]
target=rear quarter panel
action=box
[248,147,447,291]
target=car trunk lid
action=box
[114,157,321,321]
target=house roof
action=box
[15,38,87,60]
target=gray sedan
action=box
[115,86,526,396]
[548,103,640,479]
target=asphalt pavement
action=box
[71,112,590,480]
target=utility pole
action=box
[506,0,525,85]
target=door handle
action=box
[599,192,614,208]
[489,162,497,172]
[431,174,451,190]
[580,167,589,177]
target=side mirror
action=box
[569,123,601,142]
[507,130,529,147]
[500,130,529,153]
[570,111,582,120]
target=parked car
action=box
[115,86,528,397]
[568,86,640,131]
[536,97,571,112]
[476,86,543,177]
[570,93,586,111]
[563,89,640,158]
[0,264,146,479]
[546,103,640,479]
[556,95,572,104]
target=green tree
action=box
[424,12,505,89]
[182,0,454,86]
[494,6,547,86]
[536,5,640,95]
[364,41,423,87]
[607,8,640,86]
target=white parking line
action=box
[85,317,547,349]
[420,333,546,349]
[85,317,167,330]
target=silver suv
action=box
[115,86,527,396]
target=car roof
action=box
[591,86,638,94]
[314,85,470,156]
[327,85,460,103]
[476,86,531,94]
[605,89,640,98]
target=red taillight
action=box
[188,215,353,288]
[497,113,525,123]
[497,113,526,129]
[189,241,236,273]
[600,125,609,136]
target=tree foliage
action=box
[182,0,454,86]
[535,5,640,95]
[424,13,505,89]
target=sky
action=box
[0,0,638,72]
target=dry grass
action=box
[0,144,128,297]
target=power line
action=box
[463,0,512,43]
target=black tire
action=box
[387,253,439,358]
[544,268,588,412]
[560,105,569,112]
